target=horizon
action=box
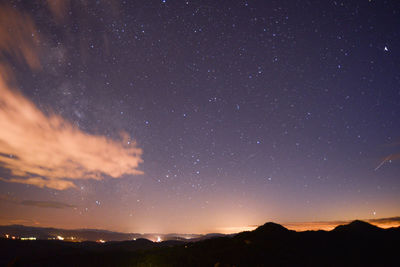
[0,1,399,235]
[2,216,400,235]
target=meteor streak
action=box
[374,155,392,171]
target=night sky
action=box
[0,0,399,234]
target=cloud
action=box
[0,194,76,209]
[367,216,400,223]
[20,200,76,209]
[0,4,143,190]
[366,216,400,228]
[0,75,143,190]
[45,0,121,22]
[0,194,18,203]
[46,0,71,22]
[0,5,41,70]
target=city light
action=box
[21,237,36,240]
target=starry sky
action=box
[0,0,399,234]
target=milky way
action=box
[0,0,399,234]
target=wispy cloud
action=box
[20,200,76,209]
[0,5,41,71]
[367,216,400,228]
[0,4,143,190]
[0,194,76,209]
[46,0,71,22]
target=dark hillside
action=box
[1,220,399,267]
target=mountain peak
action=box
[254,222,288,233]
[333,220,381,232]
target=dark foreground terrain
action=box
[1,220,399,267]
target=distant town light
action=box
[21,237,36,240]
[56,235,64,240]
[156,236,162,242]
[97,239,106,243]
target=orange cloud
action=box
[46,0,71,22]
[0,194,76,209]
[0,5,41,70]
[0,76,143,190]
[0,4,143,190]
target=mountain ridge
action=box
[1,219,399,266]
[0,219,391,242]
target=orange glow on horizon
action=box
[217,218,400,234]
[216,226,258,234]
[283,219,400,232]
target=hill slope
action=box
[1,220,399,266]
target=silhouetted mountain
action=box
[253,222,290,234]
[333,220,382,233]
[234,221,292,246]
[188,233,230,242]
[1,220,399,266]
